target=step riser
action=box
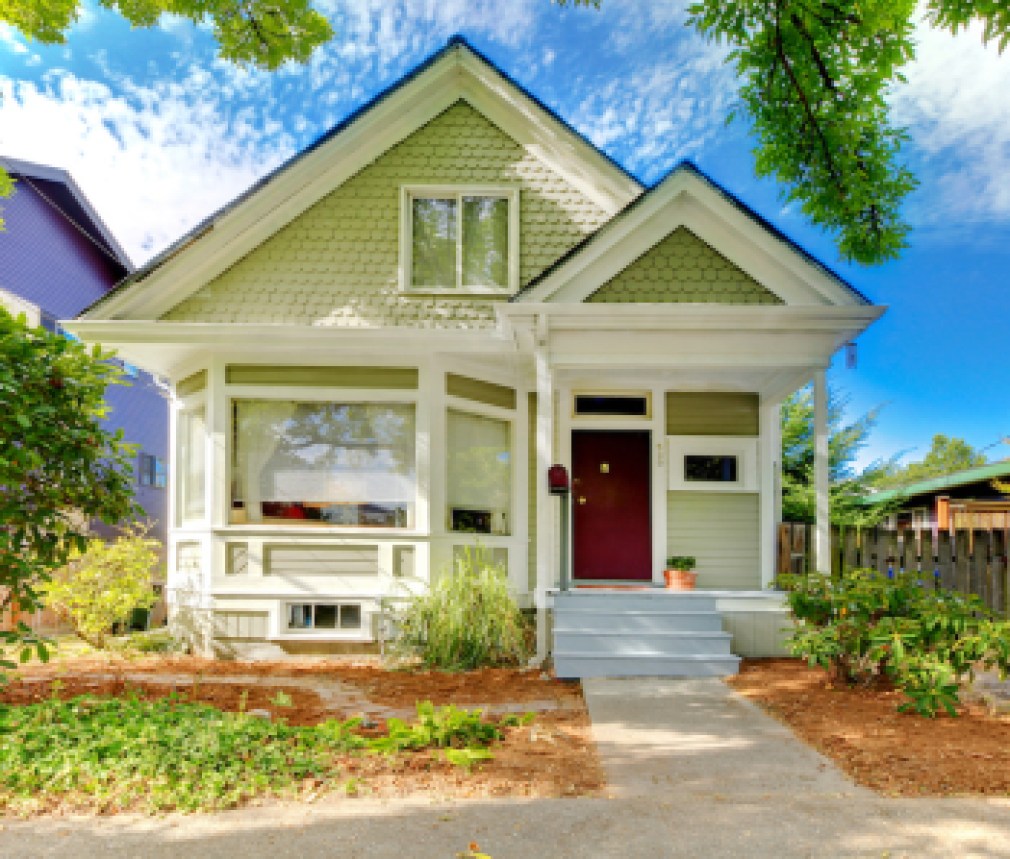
[554,656,740,679]
[554,633,733,656]
[554,614,724,633]
[554,594,717,612]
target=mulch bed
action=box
[728,658,1010,797]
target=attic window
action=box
[402,187,518,292]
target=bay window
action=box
[446,409,512,535]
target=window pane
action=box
[340,604,361,629]
[684,455,738,482]
[231,401,415,527]
[447,410,511,535]
[314,605,337,629]
[288,604,312,629]
[462,196,508,288]
[178,409,206,524]
[411,197,457,288]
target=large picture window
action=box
[446,410,511,535]
[405,188,517,291]
[231,401,415,527]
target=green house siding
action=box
[164,102,611,328]
[666,392,759,436]
[225,365,418,389]
[588,227,781,305]
[667,492,761,590]
[446,373,517,410]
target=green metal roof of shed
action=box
[860,461,1010,505]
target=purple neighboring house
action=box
[0,156,169,552]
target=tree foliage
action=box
[0,308,138,666]
[780,385,895,525]
[872,433,987,489]
[0,0,332,70]
[41,525,160,649]
[567,0,1010,265]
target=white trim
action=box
[666,436,759,493]
[813,369,831,571]
[81,42,640,322]
[515,168,867,308]
[399,185,520,294]
[758,399,782,588]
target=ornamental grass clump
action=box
[393,546,530,670]
[779,569,1010,717]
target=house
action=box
[862,462,1010,532]
[0,157,170,628]
[69,37,883,675]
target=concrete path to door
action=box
[3,678,1010,858]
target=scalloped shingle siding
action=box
[587,227,781,304]
[163,102,612,328]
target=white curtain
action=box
[447,410,511,533]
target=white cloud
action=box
[891,17,1010,225]
[0,23,29,54]
[0,70,294,261]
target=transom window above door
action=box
[401,187,519,293]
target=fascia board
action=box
[86,46,643,322]
[86,57,463,320]
[457,55,641,214]
[520,171,868,308]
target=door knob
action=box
[578,496,587,505]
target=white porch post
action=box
[759,398,782,588]
[813,369,831,572]
[534,314,554,663]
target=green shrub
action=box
[41,525,161,650]
[779,569,1010,716]
[391,546,530,670]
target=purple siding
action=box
[0,176,127,317]
[1,166,169,547]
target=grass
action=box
[0,691,532,815]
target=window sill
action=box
[402,286,512,297]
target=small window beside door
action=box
[668,436,757,492]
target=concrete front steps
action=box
[551,590,741,679]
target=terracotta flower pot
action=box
[663,569,697,590]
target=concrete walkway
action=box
[3,678,1010,858]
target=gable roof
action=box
[861,461,1010,506]
[1,156,133,271]
[81,36,643,321]
[513,162,870,307]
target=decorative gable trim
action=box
[81,39,642,322]
[514,164,868,308]
[585,227,781,305]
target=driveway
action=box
[2,677,1009,857]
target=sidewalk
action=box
[2,677,1010,857]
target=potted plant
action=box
[664,556,697,590]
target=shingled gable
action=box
[513,162,870,308]
[81,36,642,322]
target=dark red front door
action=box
[572,430,652,581]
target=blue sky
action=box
[1,1,1008,470]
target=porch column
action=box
[759,398,782,588]
[813,369,831,572]
[534,314,554,662]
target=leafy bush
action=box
[41,525,161,650]
[0,695,521,814]
[779,569,1010,716]
[666,556,696,570]
[391,546,530,670]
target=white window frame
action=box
[282,601,363,635]
[667,435,758,493]
[399,185,520,294]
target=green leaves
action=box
[0,308,140,665]
[779,569,1010,717]
[688,0,919,264]
[389,546,530,670]
[0,696,517,812]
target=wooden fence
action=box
[778,523,1010,615]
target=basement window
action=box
[286,603,361,632]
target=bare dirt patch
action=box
[728,658,1010,797]
[2,654,603,807]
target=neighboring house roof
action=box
[1,156,133,270]
[861,461,1010,506]
[512,161,870,307]
[80,35,644,321]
